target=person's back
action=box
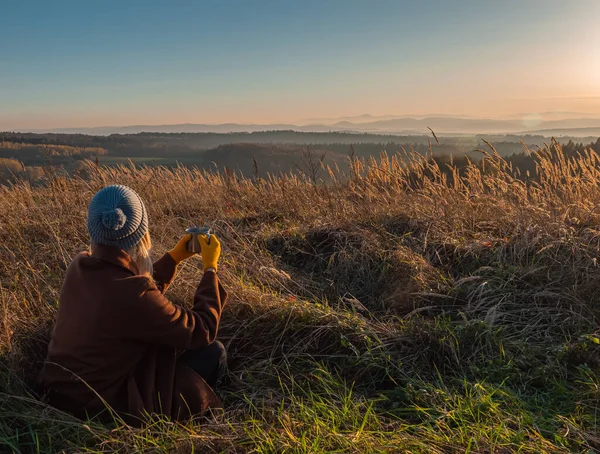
[39,185,227,425]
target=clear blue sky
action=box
[1,0,599,128]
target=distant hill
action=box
[299,113,480,125]
[25,123,364,135]
[11,114,599,136]
[522,127,600,137]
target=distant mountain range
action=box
[13,114,600,137]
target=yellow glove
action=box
[168,234,196,264]
[200,234,221,271]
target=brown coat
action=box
[39,244,227,425]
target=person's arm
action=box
[128,270,227,349]
[152,234,197,294]
[152,253,178,293]
[126,233,225,349]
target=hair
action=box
[126,231,153,277]
[91,231,153,277]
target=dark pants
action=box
[178,341,227,388]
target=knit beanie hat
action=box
[87,185,148,251]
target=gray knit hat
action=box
[87,185,148,251]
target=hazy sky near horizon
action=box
[1,0,599,129]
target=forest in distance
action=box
[1,130,600,184]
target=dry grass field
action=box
[0,142,599,453]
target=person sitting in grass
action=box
[39,184,228,425]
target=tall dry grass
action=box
[0,141,598,453]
